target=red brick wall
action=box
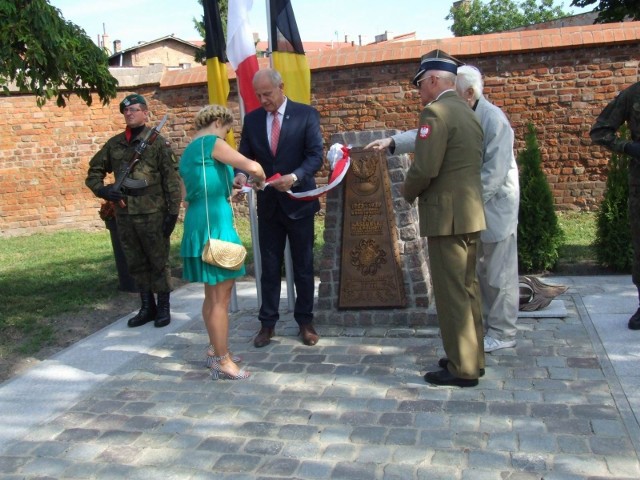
[310,44,639,211]
[1,36,639,237]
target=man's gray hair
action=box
[456,65,484,100]
[254,68,283,86]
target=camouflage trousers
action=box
[116,211,172,293]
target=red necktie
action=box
[270,112,280,155]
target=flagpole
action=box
[266,0,296,313]
[236,66,263,309]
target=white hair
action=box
[456,65,484,101]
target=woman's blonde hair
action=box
[194,104,234,131]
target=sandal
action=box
[210,353,250,380]
[205,345,242,368]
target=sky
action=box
[49,0,592,52]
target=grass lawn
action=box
[556,211,598,266]
[0,211,593,360]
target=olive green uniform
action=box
[86,128,181,292]
[403,90,486,380]
[590,82,640,295]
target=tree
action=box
[447,0,571,36]
[517,123,564,273]
[571,0,640,22]
[594,127,633,271]
[0,0,117,107]
[193,0,229,64]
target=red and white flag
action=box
[227,0,261,114]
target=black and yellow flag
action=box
[269,0,310,105]
[203,0,235,146]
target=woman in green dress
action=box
[180,105,265,380]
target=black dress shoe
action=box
[254,326,275,348]
[299,323,319,346]
[438,357,485,377]
[424,369,478,387]
[628,308,640,330]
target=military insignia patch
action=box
[418,125,431,139]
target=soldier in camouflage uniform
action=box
[590,81,640,330]
[86,93,182,328]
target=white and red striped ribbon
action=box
[241,144,351,201]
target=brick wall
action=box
[311,44,639,210]
[1,22,639,237]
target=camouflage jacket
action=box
[590,81,640,154]
[86,127,182,215]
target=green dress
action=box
[179,135,245,285]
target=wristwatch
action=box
[290,173,299,186]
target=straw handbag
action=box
[200,140,246,271]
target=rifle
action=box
[112,114,169,207]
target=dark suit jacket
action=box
[238,100,324,220]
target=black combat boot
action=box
[155,292,171,328]
[127,292,157,328]
[629,307,640,330]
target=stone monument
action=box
[315,130,436,330]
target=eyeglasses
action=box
[416,75,441,87]
[123,107,144,114]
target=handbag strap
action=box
[201,137,236,242]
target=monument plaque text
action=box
[338,148,406,309]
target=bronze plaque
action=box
[338,147,407,309]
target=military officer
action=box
[86,93,182,328]
[402,50,486,387]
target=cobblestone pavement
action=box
[0,277,639,479]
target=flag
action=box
[203,0,235,147]
[269,0,310,105]
[227,0,261,114]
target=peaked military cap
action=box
[412,49,465,86]
[119,93,147,113]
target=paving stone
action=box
[243,438,284,455]
[277,424,318,441]
[330,461,379,480]
[382,463,417,480]
[259,456,299,476]
[297,460,333,479]
[212,454,262,473]
[385,427,417,445]
[557,435,590,454]
[349,426,387,445]
[321,443,356,461]
[2,279,640,479]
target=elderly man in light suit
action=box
[401,50,486,387]
[456,65,520,352]
[368,64,520,355]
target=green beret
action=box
[119,93,147,113]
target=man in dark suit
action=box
[235,68,324,347]
[402,50,486,387]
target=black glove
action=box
[162,213,179,238]
[624,142,640,158]
[96,185,124,202]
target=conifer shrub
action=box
[517,123,564,273]
[594,129,633,271]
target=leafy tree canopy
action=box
[571,0,640,22]
[447,0,571,36]
[0,0,118,107]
